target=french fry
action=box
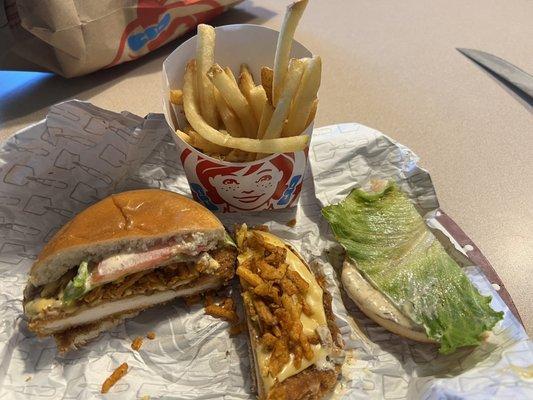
[248,85,267,125]
[168,100,180,132]
[170,89,183,105]
[208,64,258,138]
[175,129,194,146]
[214,88,244,137]
[272,0,309,105]
[305,98,318,129]
[196,24,218,128]
[257,101,274,140]
[263,58,305,140]
[225,149,253,163]
[239,64,255,101]
[283,56,322,137]
[183,60,309,153]
[261,66,274,105]
[187,129,231,155]
[224,66,238,85]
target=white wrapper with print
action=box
[0,102,531,399]
[162,24,313,213]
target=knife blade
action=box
[457,48,533,100]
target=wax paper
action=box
[0,101,531,399]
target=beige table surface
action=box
[1,0,532,336]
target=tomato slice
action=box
[91,244,180,285]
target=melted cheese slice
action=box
[251,231,331,391]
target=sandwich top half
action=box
[24,189,236,349]
[235,226,343,400]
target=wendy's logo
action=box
[180,151,307,213]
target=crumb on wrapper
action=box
[131,336,143,351]
[101,362,128,394]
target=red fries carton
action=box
[162,24,313,213]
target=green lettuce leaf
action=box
[322,182,503,354]
[62,260,92,305]
[223,231,237,248]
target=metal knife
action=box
[457,48,533,100]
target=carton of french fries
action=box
[162,0,320,213]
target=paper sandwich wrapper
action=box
[162,24,313,213]
[1,0,241,77]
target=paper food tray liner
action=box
[0,100,531,399]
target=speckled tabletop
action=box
[1,0,532,335]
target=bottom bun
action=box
[342,260,435,344]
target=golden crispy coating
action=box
[254,299,278,326]
[205,304,239,322]
[254,283,281,304]
[260,332,278,350]
[101,363,128,394]
[237,266,265,287]
[286,270,309,293]
[258,261,287,280]
[131,336,143,351]
[280,278,299,296]
[268,337,290,376]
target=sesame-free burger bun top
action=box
[30,189,225,287]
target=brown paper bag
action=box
[1,0,241,78]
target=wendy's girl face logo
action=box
[180,149,307,213]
